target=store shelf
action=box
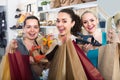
[39,1,98,35]
[39,1,97,13]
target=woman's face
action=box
[56,12,75,36]
[81,13,98,34]
[23,19,40,40]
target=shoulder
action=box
[71,35,77,41]
[16,38,24,46]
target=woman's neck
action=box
[89,29,101,36]
[23,38,35,50]
[58,33,72,43]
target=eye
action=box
[56,19,60,23]
[83,21,87,24]
[34,25,39,29]
[90,19,94,22]
[26,25,31,28]
[63,20,67,23]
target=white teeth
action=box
[29,33,35,37]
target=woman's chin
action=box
[29,37,37,40]
[59,33,65,36]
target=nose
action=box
[30,26,35,32]
[87,21,92,26]
[56,21,63,28]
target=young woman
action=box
[81,10,120,68]
[48,8,88,80]
[56,8,82,43]
[6,16,41,80]
[81,10,107,68]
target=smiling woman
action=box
[80,10,107,68]
[56,8,82,41]
[5,15,42,80]
[47,8,104,80]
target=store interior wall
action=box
[0,0,6,6]
[6,0,20,43]
[98,0,120,16]
[6,0,37,43]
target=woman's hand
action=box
[82,43,95,53]
[5,39,18,54]
[29,56,35,64]
[107,29,120,43]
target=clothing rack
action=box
[0,6,7,55]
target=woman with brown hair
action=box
[6,15,41,80]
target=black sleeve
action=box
[46,45,58,61]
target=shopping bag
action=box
[70,0,83,5]
[82,0,96,3]
[0,54,11,80]
[48,39,87,80]
[48,43,66,80]
[73,41,104,80]
[17,4,33,24]
[8,50,33,80]
[98,43,120,80]
[50,0,61,8]
[60,0,70,7]
[66,39,87,80]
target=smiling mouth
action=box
[29,33,36,37]
[88,26,94,30]
[59,28,65,33]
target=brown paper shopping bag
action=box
[50,0,61,8]
[48,39,87,80]
[70,0,83,5]
[0,54,11,80]
[66,39,87,80]
[48,43,66,80]
[73,41,104,80]
[60,0,70,7]
[98,43,120,80]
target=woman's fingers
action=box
[82,44,93,53]
[107,29,120,43]
[6,39,18,54]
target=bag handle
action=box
[26,4,31,12]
